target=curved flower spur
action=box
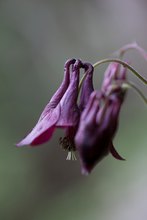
[79,63,94,112]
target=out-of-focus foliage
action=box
[0,0,147,219]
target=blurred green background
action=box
[0,0,147,219]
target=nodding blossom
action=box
[17,50,146,175]
[75,88,126,174]
[75,63,127,174]
[17,59,127,173]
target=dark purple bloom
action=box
[17,57,129,175]
[75,63,127,175]
[75,90,125,175]
[17,59,82,147]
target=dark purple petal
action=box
[38,59,76,120]
[75,87,126,174]
[75,91,109,174]
[17,105,61,147]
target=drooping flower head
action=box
[17,42,147,175]
[75,63,127,174]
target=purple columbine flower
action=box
[17,59,82,147]
[17,57,129,174]
[75,63,127,175]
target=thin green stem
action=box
[122,82,147,105]
[93,59,147,85]
[78,74,85,92]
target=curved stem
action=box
[78,75,85,93]
[122,82,147,105]
[93,59,147,85]
[114,42,147,60]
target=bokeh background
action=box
[0,0,147,219]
